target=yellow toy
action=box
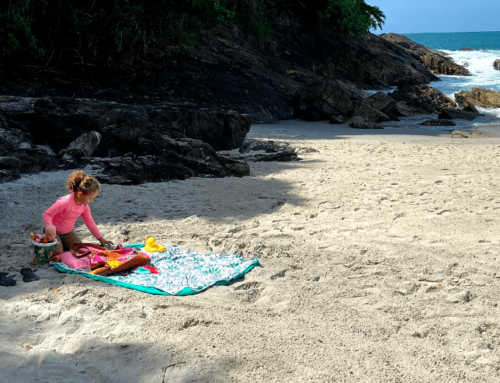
[144,237,166,253]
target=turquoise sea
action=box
[385,31,500,131]
[403,31,500,51]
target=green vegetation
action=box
[0,0,385,68]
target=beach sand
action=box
[2,121,500,382]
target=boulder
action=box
[438,108,479,120]
[380,101,416,119]
[353,105,391,123]
[293,80,355,121]
[347,116,383,129]
[419,119,456,126]
[389,85,456,114]
[380,34,471,76]
[360,92,394,111]
[454,88,500,109]
[494,59,500,71]
[59,131,101,158]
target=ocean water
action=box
[388,31,500,131]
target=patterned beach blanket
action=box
[51,244,260,296]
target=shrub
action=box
[0,0,384,68]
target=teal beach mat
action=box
[51,244,260,296]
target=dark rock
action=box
[221,161,251,176]
[460,48,474,51]
[380,101,415,119]
[13,148,58,173]
[60,131,101,159]
[87,149,250,185]
[329,115,348,124]
[1,26,446,124]
[0,96,37,120]
[419,119,456,126]
[389,85,456,114]
[380,34,471,76]
[494,59,500,71]
[463,104,479,114]
[347,116,383,129]
[360,92,394,111]
[95,175,134,186]
[455,88,500,108]
[0,117,34,155]
[0,156,22,169]
[438,108,479,120]
[353,105,391,123]
[293,80,355,121]
[33,97,250,152]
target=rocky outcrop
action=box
[389,84,457,114]
[353,105,390,123]
[0,97,255,184]
[0,27,446,124]
[380,101,416,119]
[455,88,500,109]
[438,108,479,121]
[359,92,394,111]
[293,80,357,121]
[494,59,500,70]
[380,34,471,76]
[33,97,250,152]
[420,119,456,126]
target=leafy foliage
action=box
[0,0,384,68]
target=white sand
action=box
[2,121,500,382]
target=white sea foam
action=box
[432,50,500,97]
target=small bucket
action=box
[32,240,58,265]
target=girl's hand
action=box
[45,225,57,241]
[98,237,113,246]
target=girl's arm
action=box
[43,197,68,240]
[80,205,103,240]
[42,197,67,227]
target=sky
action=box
[369,0,500,34]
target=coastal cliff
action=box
[0,28,469,183]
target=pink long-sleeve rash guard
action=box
[43,194,102,238]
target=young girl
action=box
[43,170,113,255]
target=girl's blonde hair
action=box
[66,170,101,195]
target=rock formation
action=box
[0,96,252,184]
[494,59,500,71]
[0,29,479,184]
[380,34,471,76]
[389,84,456,114]
[438,108,479,121]
[455,88,500,109]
